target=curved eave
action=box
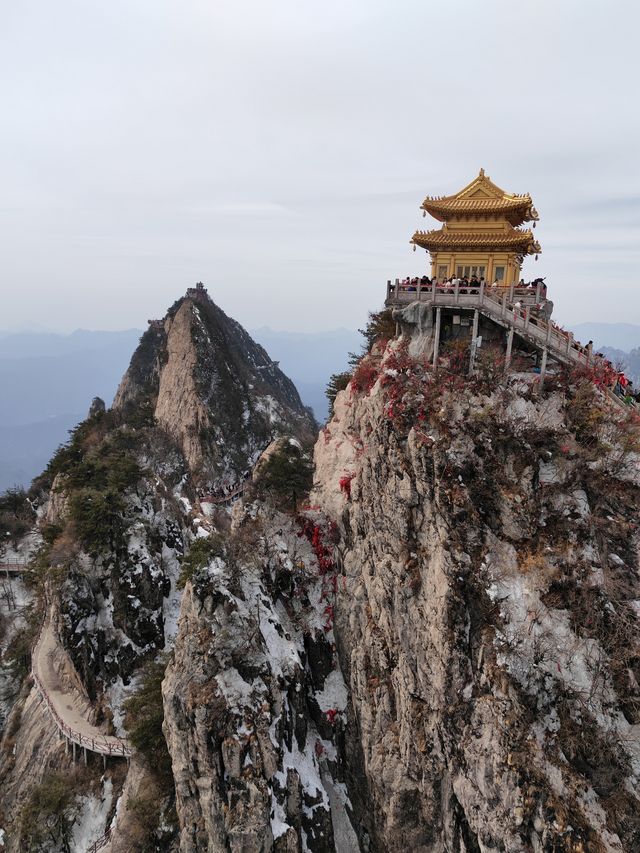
[411,229,542,255]
[421,198,539,226]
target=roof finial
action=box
[479,167,485,177]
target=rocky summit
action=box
[1,286,639,853]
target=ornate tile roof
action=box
[411,228,541,254]
[421,169,539,226]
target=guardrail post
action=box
[505,328,514,367]
[431,279,436,301]
[471,308,479,341]
[479,282,485,305]
[454,281,459,304]
[469,310,480,376]
[433,308,441,367]
[538,348,548,394]
[395,278,399,299]
[524,306,530,329]
[72,741,76,762]
[508,282,514,303]
[417,280,422,301]
[535,282,541,302]
[545,322,552,344]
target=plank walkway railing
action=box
[31,621,134,758]
[200,480,246,506]
[0,558,31,574]
[86,827,113,853]
[199,445,271,508]
[386,280,591,368]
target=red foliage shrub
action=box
[561,360,617,391]
[350,357,379,396]
[339,472,356,500]
[298,517,336,575]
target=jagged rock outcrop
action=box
[4,284,640,853]
[313,339,640,851]
[113,289,315,485]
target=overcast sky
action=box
[1,0,639,334]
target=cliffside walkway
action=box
[31,609,133,758]
[200,480,246,507]
[0,558,31,575]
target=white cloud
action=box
[0,0,639,332]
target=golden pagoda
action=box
[411,169,541,286]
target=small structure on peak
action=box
[88,396,106,418]
[412,169,541,286]
[186,281,209,303]
[385,173,608,389]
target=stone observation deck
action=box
[385,279,593,372]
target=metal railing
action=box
[86,827,113,853]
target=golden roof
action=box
[411,228,541,254]
[421,169,539,226]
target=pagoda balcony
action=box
[386,279,544,307]
[384,279,601,373]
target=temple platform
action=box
[384,279,593,373]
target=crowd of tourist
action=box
[601,360,639,405]
[392,275,637,406]
[398,274,547,295]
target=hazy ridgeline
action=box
[0,326,362,490]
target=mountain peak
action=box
[113,285,315,486]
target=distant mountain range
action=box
[1,322,638,492]
[0,326,361,491]
[567,323,640,354]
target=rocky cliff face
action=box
[3,293,640,853]
[313,339,640,852]
[162,507,358,852]
[0,287,317,851]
